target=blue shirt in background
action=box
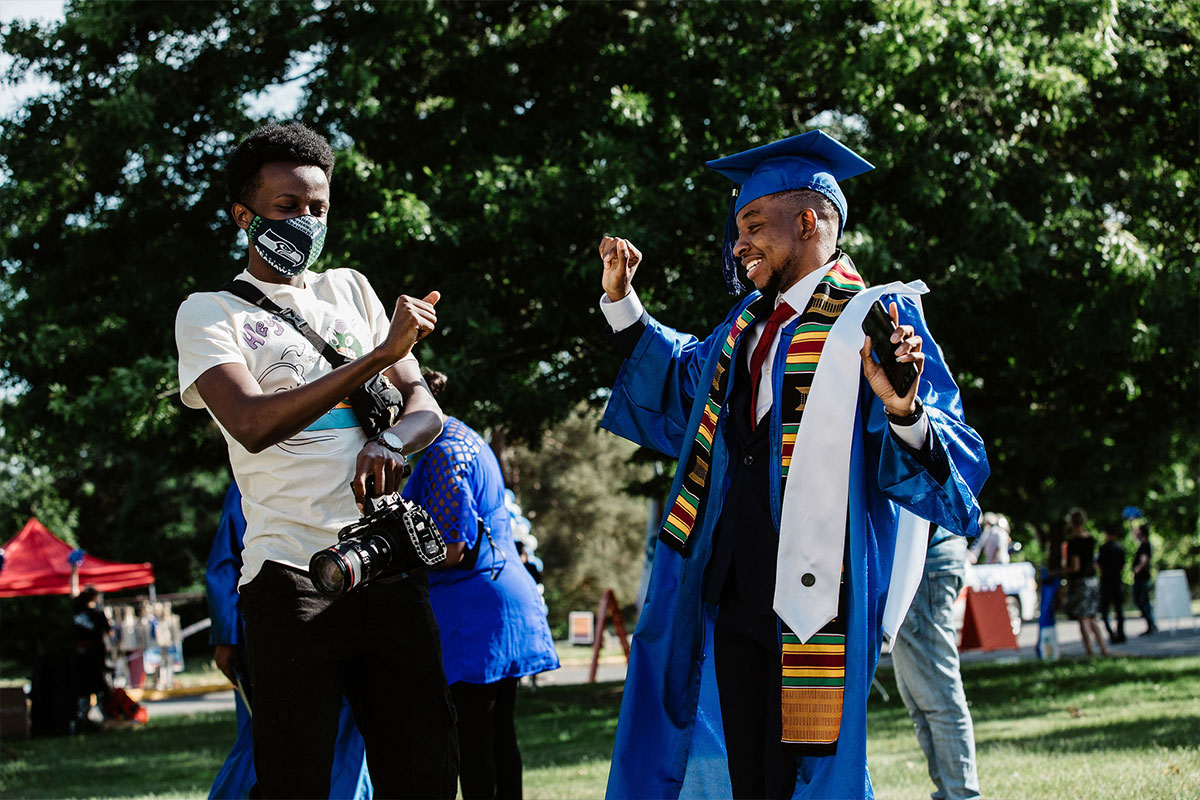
[403,417,559,686]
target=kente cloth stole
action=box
[658,251,864,556]
[657,299,762,554]
[654,253,866,751]
[777,255,864,751]
[781,568,846,751]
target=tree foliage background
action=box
[507,406,654,635]
[1,1,1196,623]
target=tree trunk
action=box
[489,428,518,492]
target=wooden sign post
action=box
[588,588,631,683]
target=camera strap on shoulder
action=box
[222,279,404,440]
[222,279,349,369]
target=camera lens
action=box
[309,549,354,596]
[309,517,401,596]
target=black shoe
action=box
[1112,634,1126,644]
[1140,628,1156,636]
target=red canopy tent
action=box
[0,517,154,597]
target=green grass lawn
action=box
[2,655,1197,799]
[868,656,1200,800]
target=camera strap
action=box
[222,280,350,369]
[454,519,505,579]
[455,519,487,571]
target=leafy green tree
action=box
[506,406,653,636]
[1,1,1195,598]
[1,1,328,585]
[840,1,1198,555]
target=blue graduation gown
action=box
[601,291,989,800]
[205,482,373,800]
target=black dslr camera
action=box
[309,492,447,597]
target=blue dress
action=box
[205,482,372,800]
[601,291,989,800]
[402,417,559,686]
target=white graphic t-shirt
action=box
[175,267,415,588]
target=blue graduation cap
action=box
[706,130,874,293]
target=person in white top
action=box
[174,122,457,798]
[969,512,1012,564]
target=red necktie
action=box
[747,301,795,429]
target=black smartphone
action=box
[861,300,918,397]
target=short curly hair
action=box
[777,188,842,237]
[226,122,335,207]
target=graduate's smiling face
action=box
[733,194,810,296]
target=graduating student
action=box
[597,131,989,799]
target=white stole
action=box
[773,280,931,645]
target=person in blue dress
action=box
[205,482,372,800]
[401,370,559,800]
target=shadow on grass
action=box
[516,681,624,769]
[963,656,1197,705]
[875,656,1199,710]
[0,711,233,799]
[981,712,1200,755]
[1,683,625,797]
[5,656,1195,798]
[873,655,1200,760]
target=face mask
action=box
[246,212,327,276]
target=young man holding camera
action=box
[175,123,457,798]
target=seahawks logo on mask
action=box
[248,214,328,277]
[258,229,305,266]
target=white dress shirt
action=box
[599,272,929,450]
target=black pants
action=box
[240,562,459,799]
[450,678,522,799]
[1132,579,1157,631]
[713,588,798,800]
[1099,582,1125,641]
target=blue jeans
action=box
[1132,579,1157,631]
[891,536,980,800]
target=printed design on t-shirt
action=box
[304,399,357,436]
[329,320,365,360]
[304,319,370,438]
[240,313,287,351]
[257,344,314,393]
[252,343,353,455]
[289,318,371,441]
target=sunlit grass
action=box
[1,656,1197,799]
[868,656,1200,800]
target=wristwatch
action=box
[375,430,406,456]
[884,398,924,427]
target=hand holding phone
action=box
[861,300,918,398]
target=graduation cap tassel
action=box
[721,186,744,295]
